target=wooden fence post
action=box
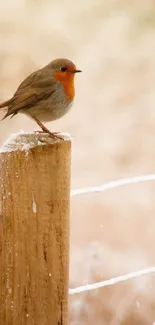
[0,132,71,325]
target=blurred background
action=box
[1,0,155,324]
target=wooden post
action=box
[0,132,71,325]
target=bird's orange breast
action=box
[54,71,75,101]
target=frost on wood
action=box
[0,130,71,324]
[32,197,37,214]
[0,130,71,153]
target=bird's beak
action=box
[72,69,82,73]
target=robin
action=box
[0,58,81,139]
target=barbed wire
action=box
[70,173,155,295]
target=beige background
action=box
[1,1,155,324]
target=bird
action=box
[0,58,81,139]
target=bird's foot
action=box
[34,130,64,140]
[33,117,64,140]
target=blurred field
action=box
[1,0,155,324]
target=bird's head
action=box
[49,58,82,100]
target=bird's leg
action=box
[34,118,51,134]
[33,117,64,140]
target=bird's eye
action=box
[60,67,67,72]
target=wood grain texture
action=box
[0,133,71,325]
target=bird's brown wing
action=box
[3,68,56,119]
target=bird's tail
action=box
[0,99,12,121]
[0,99,11,109]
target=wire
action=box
[71,174,155,197]
[69,266,155,295]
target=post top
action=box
[0,131,71,153]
